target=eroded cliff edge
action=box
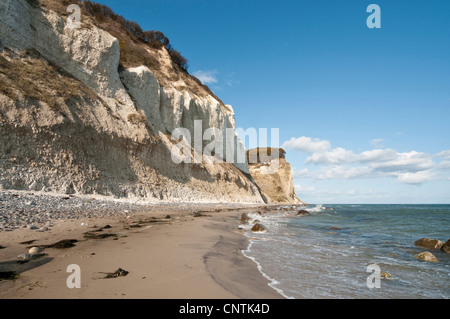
[0,0,263,203]
[247,148,305,204]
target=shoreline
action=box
[0,192,284,299]
[242,240,294,299]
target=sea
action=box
[241,204,450,299]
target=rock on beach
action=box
[251,223,267,233]
[240,213,252,224]
[28,247,42,254]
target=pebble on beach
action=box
[18,253,31,260]
[0,191,156,233]
[28,247,42,254]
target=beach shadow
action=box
[0,257,53,279]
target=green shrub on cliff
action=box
[32,0,189,71]
[82,0,188,71]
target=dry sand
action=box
[0,204,283,299]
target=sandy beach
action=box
[0,194,283,299]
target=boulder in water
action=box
[414,251,439,263]
[414,238,444,250]
[441,239,450,254]
[240,213,252,224]
[297,210,310,216]
[381,272,393,280]
[251,223,267,233]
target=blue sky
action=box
[96,0,450,203]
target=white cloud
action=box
[435,151,450,170]
[365,189,380,197]
[284,136,443,185]
[369,151,434,173]
[224,79,235,87]
[294,185,316,193]
[306,148,433,172]
[306,147,356,165]
[395,171,435,185]
[292,168,310,178]
[436,150,450,159]
[282,136,331,154]
[294,185,341,198]
[439,161,450,170]
[371,138,384,148]
[193,70,218,85]
[317,166,372,180]
[358,149,397,163]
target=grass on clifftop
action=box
[31,0,226,108]
[0,49,99,110]
[32,0,187,71]
[247,148,287,164]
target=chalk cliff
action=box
[247,148,305,204]
[0,0,261,202]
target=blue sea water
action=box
[242,204,450,299]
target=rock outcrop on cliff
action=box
[247,148,305,204]
[0,0,263,203]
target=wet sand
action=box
[0,203,283,299]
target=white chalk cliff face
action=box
[0,0,262,203]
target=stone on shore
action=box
[297,210,310,216]
[381,272,393,280]
[240,213,252,224]
[28,247,42,254]
[18,253,31,260]
[104,268,129,279]
[251,223,267,233]
[414,251,439,263]
[414,238,444,250]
